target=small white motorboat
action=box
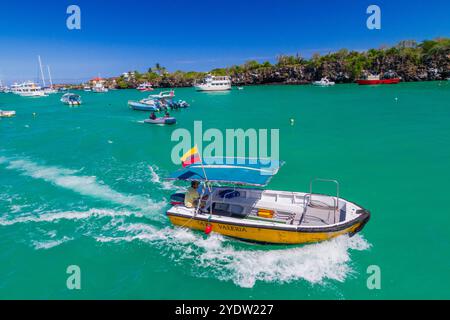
[313,77,335,86]
[128,100,159,111]
[150,90,175,99]
[0,110,16,117]
[144,116,176,125]
[61,93,82,106]
[137,82,154,91]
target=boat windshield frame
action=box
[166,158,284,187]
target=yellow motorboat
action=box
[166,161,370,245]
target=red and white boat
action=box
[357,74,400,85]
[137,82,153,91]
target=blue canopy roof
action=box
[167,159,284,186]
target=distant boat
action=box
[128,100,159,111]
[137,82,153,92]
[92,82,108,93]
[149,90,175,99]
[16,81,47,97]
[43,65,57,94]
[37,56,56,94]
[195,75,231,91]
[0,80,9,93]
[83,86,92,91]
[357,74,400,85]
[0,110,16,117]
[61,93,82,106]
[237,86,244,90]
[144,116,176,125]
[313,77,335,86]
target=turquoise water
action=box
[1,82,449,299]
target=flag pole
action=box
[197,145,211,193]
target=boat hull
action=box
[357,78,400,85]
[167,211,370,244]
[128,101,158,111]
[195,85,231,92]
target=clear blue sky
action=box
[0,0,448,84]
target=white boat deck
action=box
[197,187,354,227]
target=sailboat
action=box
[38,56,56,94]
[44,65,57,94]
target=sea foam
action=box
[1,157,164,212]
[95,222,371,288]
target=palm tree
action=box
[155,63,163,75]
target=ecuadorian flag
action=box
[180,145,201,167]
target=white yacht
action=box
[16,81,47,97]
[10,83,22,94]
[195,75,231,91]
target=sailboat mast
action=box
[38,55,46,87]
[47,66,53,88]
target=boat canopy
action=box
[167,159,284,186]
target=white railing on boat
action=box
[300,178,340,225]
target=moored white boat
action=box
[149,90,175,99]
[60,93,82,106]
[313,77,335,86]
[16,81,47,97]
[137,82,153,91]
[166,159,370,245]
[128,100,159,111]
[92,83,108,93]
[195,75,231,91]
[144,116,176,125]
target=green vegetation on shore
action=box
[80,38,450,89]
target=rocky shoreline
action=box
[71,38,450,89]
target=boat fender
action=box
[205,223,212,235]
[257,208,274,218]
